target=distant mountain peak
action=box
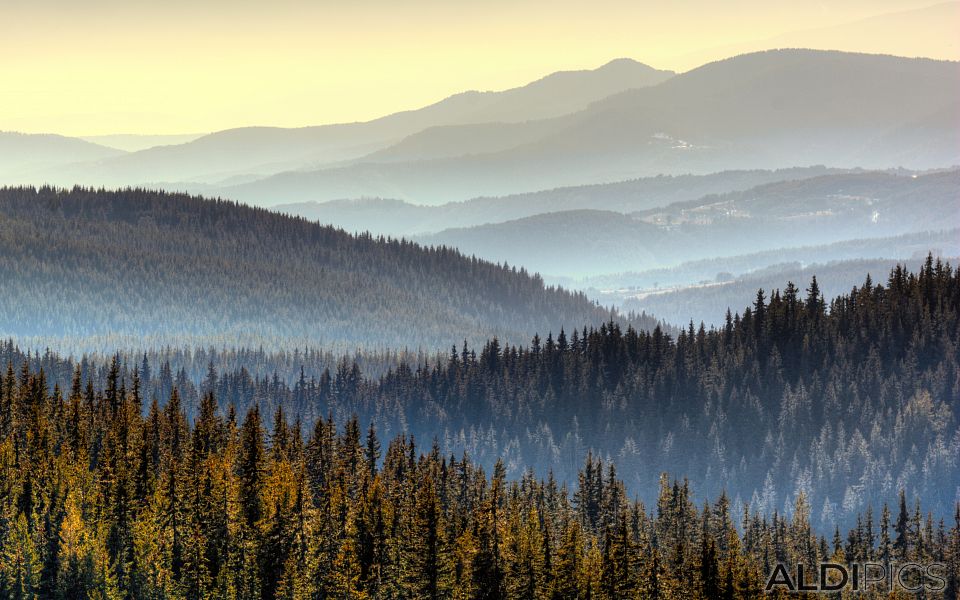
[597,57,661,71]
[601,57,640,66]
[532,57,673,84]
[446,57,671,97]
[688,46,959,73]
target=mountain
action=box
[676,2,960,70]
[419,209,667,277]
[566,228,960,293]
[274,166,850,236]
[354,59,677,163]
[414,170,959,277]
[0,186,652,353]
[223,50,960,206]
[417,57,676,125]
[0,131,126,182]
[14,59,673,189]
[621,256,956,327]
[633,169,958,232]
[79,132,207,152]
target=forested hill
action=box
[0,186,647,351]
[5,261,959,533]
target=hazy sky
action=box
[3,0,957,136]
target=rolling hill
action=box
[0,187,652,353]
[222,49,960,205]
[0,131,126,182]
[566,228,960,293]
[79,132,207,152]
[414,170,960,276]
[621,256,958,327]
[273,166,851,236]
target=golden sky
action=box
[3,0,957,136]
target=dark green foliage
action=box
[9,359,958,598]
[0,186,644,351]
[3,261,959,534]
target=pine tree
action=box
[505,506,546,600]
[407,473,451,599]
[1,512,42,599]
[236,404,266,599]
[879,503,893,568]
[364,423,380,479]
[471,491,506,599]
[894,490,910,560]
[552,518,584,600]
[699,538,720,600]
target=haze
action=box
[4,0,957,135]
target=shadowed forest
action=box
[2,261,958,596]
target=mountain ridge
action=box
[0,186,655,353]
[413,169,960,276]
[0,131,127,182]
[273,166,857,236]
[221,49,960,205]
[8,59,673,189]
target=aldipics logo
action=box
[765,562,947,594]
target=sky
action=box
[3,0,958,136]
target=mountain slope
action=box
[677,2,960,70]
[0,187,648,352]
[419,210,668,277]
[0,131,126,182]
[79,133,207,152]
[17,59,673,189]
[622,256,957,327]
[570,228,960,293]
[414,170,959,276]
[633,169,958,230]
[274,167,851,236]
[225,50,960,205]
[8,260,959,534]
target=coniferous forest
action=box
[0,186,651,352]
[1,259,958,597]
[2,5,960,595]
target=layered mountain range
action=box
[3,48,958,332]
[4,50,957,208]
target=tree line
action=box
[4,258,959,535]
[1,359,958,598]
[0,186,652,353]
